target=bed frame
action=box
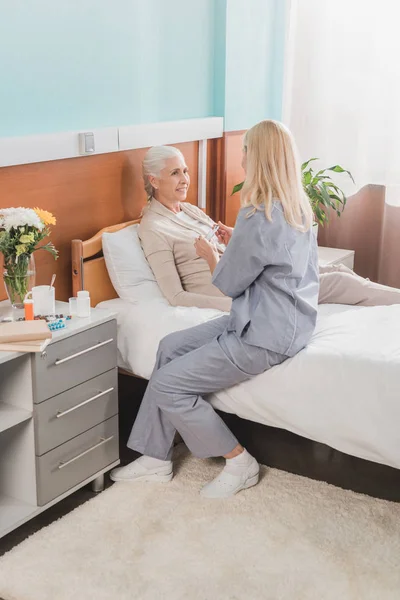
[72,222,400,502]
[71,220,140,307]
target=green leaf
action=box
[231,181,244,196]
[328,193,344,205]
[327,165,347,173]
[318,185,333,207]
[311,175,333,185]
[33,243,59,260]
[306,187,321,202]
[313,204,327,226]
[326,165,355,184]
[324,181,342,193]
[301,158,319,171]
[327,183,346,200]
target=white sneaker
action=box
[200,457,260,499]
[110,458,173,483]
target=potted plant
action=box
[0,207,58,308]
[232,158,354,227]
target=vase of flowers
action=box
[0,207,58,309]
[3,253,36,308]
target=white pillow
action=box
[102,224,164,302]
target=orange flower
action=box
[34,208,56,226]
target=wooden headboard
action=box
[71,220,140,307]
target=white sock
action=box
[225,449,256,474]
[136,455,172,469]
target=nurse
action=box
[110,119,319,498]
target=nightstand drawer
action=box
[33,320,117,403]
[34,369,118,456]
[36,415,118,506]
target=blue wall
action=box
[0,0,286,137]
[213,0,228,118]
[224,0,287,131]
[0,0,218,137]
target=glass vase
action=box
[3,254,36,309]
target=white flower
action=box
[0,207,44,232]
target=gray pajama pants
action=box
[127,315,287,460]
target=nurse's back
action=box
[211,119,319,357]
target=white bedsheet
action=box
[98,298,400,469]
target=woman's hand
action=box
[194,236,219,273]
[216,222,233,245]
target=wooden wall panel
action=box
[224,131,245,227]
[206,136,226,222]
[318,185,389,283]
[0,141,199,301]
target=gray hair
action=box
[142,146,185,198]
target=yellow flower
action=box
[34,208,56,226]
[20,233,35,244]
[15,244,27,256]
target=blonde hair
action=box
[142,146,185,198]
[241,120,312,231]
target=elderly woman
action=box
[138,145,400,310]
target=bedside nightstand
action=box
[0,301,119,538]
[317,247,355,270]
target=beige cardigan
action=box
[139,199,232,311]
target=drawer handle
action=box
[58,435,114,470]
[54,338,114,366]
[56,387,115,418]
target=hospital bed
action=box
[71,221,400,501]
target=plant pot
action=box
[3,254,36,309]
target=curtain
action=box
[283,0,400,286]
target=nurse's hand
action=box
[216,222,233,245]
[194,236,219,274]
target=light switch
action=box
[78,132,95,155]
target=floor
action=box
[0,483,115,600]
[1,448,399,600]
[0,444,139,559]
[0,477,112,558]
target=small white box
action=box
[317,247,355,270]
[78,132,95,155]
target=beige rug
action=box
[0,447,399,600]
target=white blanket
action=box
[98,298,400,469]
